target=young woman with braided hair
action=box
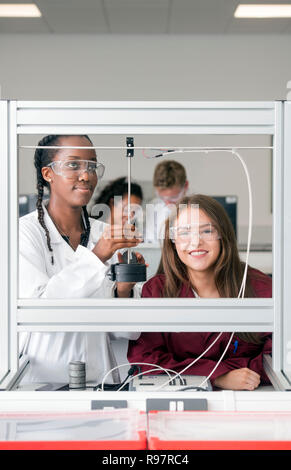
[19,134,144,385]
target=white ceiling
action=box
[1,0,291,34]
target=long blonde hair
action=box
[159,194,261,344]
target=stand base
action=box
[109,263,147,283]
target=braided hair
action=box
[94,176,143,208]
[34,135,93,265]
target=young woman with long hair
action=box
[128,194,272,390]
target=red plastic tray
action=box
[148,411,291,450]
[0,410,147,450]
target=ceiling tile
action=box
[169,0,237,34]
[226,18,291,34]
[36,0,108,33]
[0,0,290,34]
[105,0,170,33]
[106,0,169,7]
[37,0,101,7]
[0,18,49,33]
[282,21,291,33]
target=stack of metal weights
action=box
[68,361,86,390]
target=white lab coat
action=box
[19,203,140,385]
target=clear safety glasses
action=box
[169,223,221,248]
[156,185,186,204]
[47,160,105,179]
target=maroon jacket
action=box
[128,268,272,386]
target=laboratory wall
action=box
[0,34,290,101]
[2,33,291,244]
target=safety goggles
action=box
[47,160,105,179]
[169,223,221,246]
[155,185,186,204]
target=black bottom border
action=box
[0,449,289,466]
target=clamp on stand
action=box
[108,137,147,284]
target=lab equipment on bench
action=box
[128,374,212,392]
[68,361,86,391]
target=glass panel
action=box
[17,132,273,388]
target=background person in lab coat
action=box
[146,160,189,242]
[19,134,144,385]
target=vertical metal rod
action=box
[127,154,131,264]
[273,101,284,372]
[283,101,291,375]
[0,100,9,382]
[9,101,19,374]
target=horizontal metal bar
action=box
[19,145,274,150]
[17,307,273,332]
[17,101,276,109]
[18,298,273,307]
[17,300,274,331]
[17,117,275,127]
[17,109,275,125]
[16,325,273,333]
[16,101,276,135]
[17,125,275,135]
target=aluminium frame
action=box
[0,100,290,390]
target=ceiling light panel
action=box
[235,4,291,18]
[0,3,41,17]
